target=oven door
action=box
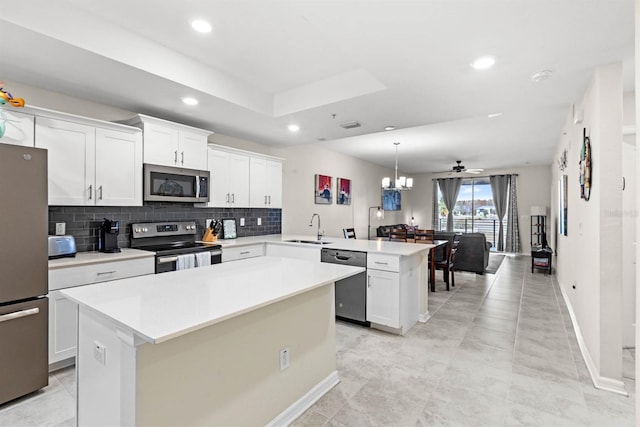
[144,163,209,203]
[156,249,222,274]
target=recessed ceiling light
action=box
[471,56,496,70]
[384,126,396,131]
[182,97,198,106]
[487,113,502,118]
[288,124,300,132]
[531,69,554,82]
[191,19,212,33]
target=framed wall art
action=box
[336,177,352,205]
[579,128,592,201]
[314,174,332,204]
[559,174,568,236]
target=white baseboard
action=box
[419,311,431,323]
[266,370,340,427]
[557,281,629,396]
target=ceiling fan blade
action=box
[465,168,484,174]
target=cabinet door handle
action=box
[0,307,39,323]
[264,195,267,205]
[374,261,388,265]
[226,193,230,203]
[181,151,184,165]
[88,185,93,200]
[268,195,271,205]
[99,185,103,200]
[231,193,235,203]
[240,251,250,255]
[97,271,116,276]
[367,275,372,288]
[174,150,178,164]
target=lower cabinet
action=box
[221,244,265,262]
[48,255,154,368]
[48,290,78,366]
[366,269,400,328]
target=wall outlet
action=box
[257,218,262,226]
[279,347,290,371]
[93,341,106,365]
[55,222,66,235]
[240,218,245,227]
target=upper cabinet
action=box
[207,144,283,209]
[207,148,250,208]
[35,112,142,206]
[249,157,282,208]
[0,108,35,146]
[122,115,212,171]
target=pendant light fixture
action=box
[382,142,413,190]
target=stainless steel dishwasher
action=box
[321,248,368,325]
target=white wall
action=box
[551,62,624,391]
[405,165,551,251]
[622,91,636,348]
[279,143,404,239]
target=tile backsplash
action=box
[48,203,281,252]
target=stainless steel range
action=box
[130,221,222,274]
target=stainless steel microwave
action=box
[143,163,209,203]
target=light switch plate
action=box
[93,341,106,365]
[240,218,245,227]
[257,218,262,226]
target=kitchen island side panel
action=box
[134,283,336,426]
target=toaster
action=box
[48,235,77,259]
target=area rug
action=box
[485,254,506,274]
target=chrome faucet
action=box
[309,213,323,241]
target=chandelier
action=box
[381,142,413,190]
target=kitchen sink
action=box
[284,239,333,245]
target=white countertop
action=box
[48,248,154,270]
[61,256,364,344]
[215,234,433,256]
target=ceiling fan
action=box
[449,160,484,174]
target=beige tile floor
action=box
[0,254,634,426]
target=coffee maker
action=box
[99,218,121,253]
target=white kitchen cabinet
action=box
[366,269,401,328]
[250,157,282,208]
[365,252,420,334]
[0,108,34,146]
[48,290,78,366]
[123,114,211,170]
[207,148,250,207]
[221,244,265,262]
[35,116,142,206]
[48,254,154,367]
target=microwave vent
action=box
[339,121,362,130]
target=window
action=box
[436,177,506,250]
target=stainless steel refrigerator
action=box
[0,144,49,405]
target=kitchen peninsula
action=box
[217,234,433,329]
[61,256,364,426]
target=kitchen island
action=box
[61,256,363,427]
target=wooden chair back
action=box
[343,228,356,239]
[388,227,407,242]
[414,229,434,243]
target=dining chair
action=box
[388,227,407,242]
[343,228,356,239]
[434,235,460,290]
[414,229,434,243]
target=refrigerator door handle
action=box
[0,307,39,323]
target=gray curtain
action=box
[432,180,439,230]
[490,175,509,251]
[437,178,462,231]
[505,174,521,252]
